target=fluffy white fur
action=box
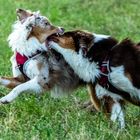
[0,15,55,103]
[95,84,123,100]
[95,84,125,128]
[111,102,125,128]
[8,20,47,57]
[110,66,140,100]
[50,42,100,83]
[0,77,43,103]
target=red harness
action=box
[15,51,42,78]
[16,52,28,66]
[15,52,29,78]
[98,59,110,88]
[97,58,139,105]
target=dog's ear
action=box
[16,8,33,21]
[78,32,94,56]
[79,39,88,57]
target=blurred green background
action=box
[0,0,140,139]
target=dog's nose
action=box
[58,27,64,33]
[60,27,64,33]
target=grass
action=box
[0,0,140,139]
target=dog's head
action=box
[48,30,94,56]
[16,8,64,43]
[48,30,117,58]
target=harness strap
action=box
[98,58,140,106]
[16,52,29,79]
[15,51,42,79]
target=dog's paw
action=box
[79,100,97,113]
[0,95,12,104]
[80,100,92,109]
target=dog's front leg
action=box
[110,101,125,129]
[0,77,43,104]
[87,83,101,111]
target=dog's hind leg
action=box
[87,83,101,111]
[110,101,125,129]
[0,77,43,104]
[0,75,25,89]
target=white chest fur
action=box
[50,42,100,83]
[23,54,49,79]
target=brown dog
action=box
[48,30,140,128]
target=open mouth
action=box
[48,33,60,41]
[45,27,64,48]
[45,32,63,48]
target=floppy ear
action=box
[16,8,33,21]
[79,39,88,57]
[79,34,94,57]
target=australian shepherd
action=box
[49,30,140,128]
[0,9,85,105]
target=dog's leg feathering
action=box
[0,77,43,104]
[110,102,125,129]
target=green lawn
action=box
[0,0,140,139]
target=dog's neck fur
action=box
[50,34,118,83]
[8,21,47,56]
[50,41,100,83]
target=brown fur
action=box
[50,31,140,104]
[0,75,25,89]
[16,9,33,22]
[49,30,140,124]
[87,83,101,111]
[31,25,61,43]
[110,39,140,89]
[49,30,119,114]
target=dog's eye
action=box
[45,22,49,26]
[36,17,41,20]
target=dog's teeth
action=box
[59,32,64,35]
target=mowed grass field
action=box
[0,0,140,139]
